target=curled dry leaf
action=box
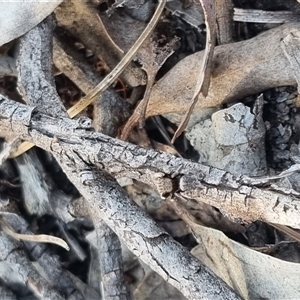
[0,1,62,46]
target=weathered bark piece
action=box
[17,15,67,118]
[16,17,130,299]
[15,151,87,261]
[0,233,66,299]
[234,8,300,23]
[145,23,300,118]
[1,213,91,298]
[93,220,132,300]
[54,0,144,87]
[1,96,300,229]
[0,97,238,299]
[2,83,300,295]
[16,15,87,259]
[55,155,241,300]
[15,151,52,216]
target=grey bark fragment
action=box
[187,98,266,176]
[15,151,52,216]
[1,96,299,228]
[17,17,130,299]
[17,15,67,117]
[95,220,132,300]
[0,94,34,135]
[0,55,16,76]
[1,212,89,299]
[54,154,241,300]
[234,8,300,23]
[0,233,65,299]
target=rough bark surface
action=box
[1,97,299,230]
[3,4,300,300]
[0,94,243,299]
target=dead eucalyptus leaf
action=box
[172,0,216,142]
[145,23,298,119]
[0,1,62,46]
[191,224,300,299]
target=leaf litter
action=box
[1,0,300,299]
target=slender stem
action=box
[67,0,167,118]
[1,221,69,250]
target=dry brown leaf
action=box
[191,224,300,299]
[144,23,298,118]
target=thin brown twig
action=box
[67,0,167,118]
[171,0,216,143]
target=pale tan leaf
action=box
[0,1,62,46]
[192,224,300,299]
